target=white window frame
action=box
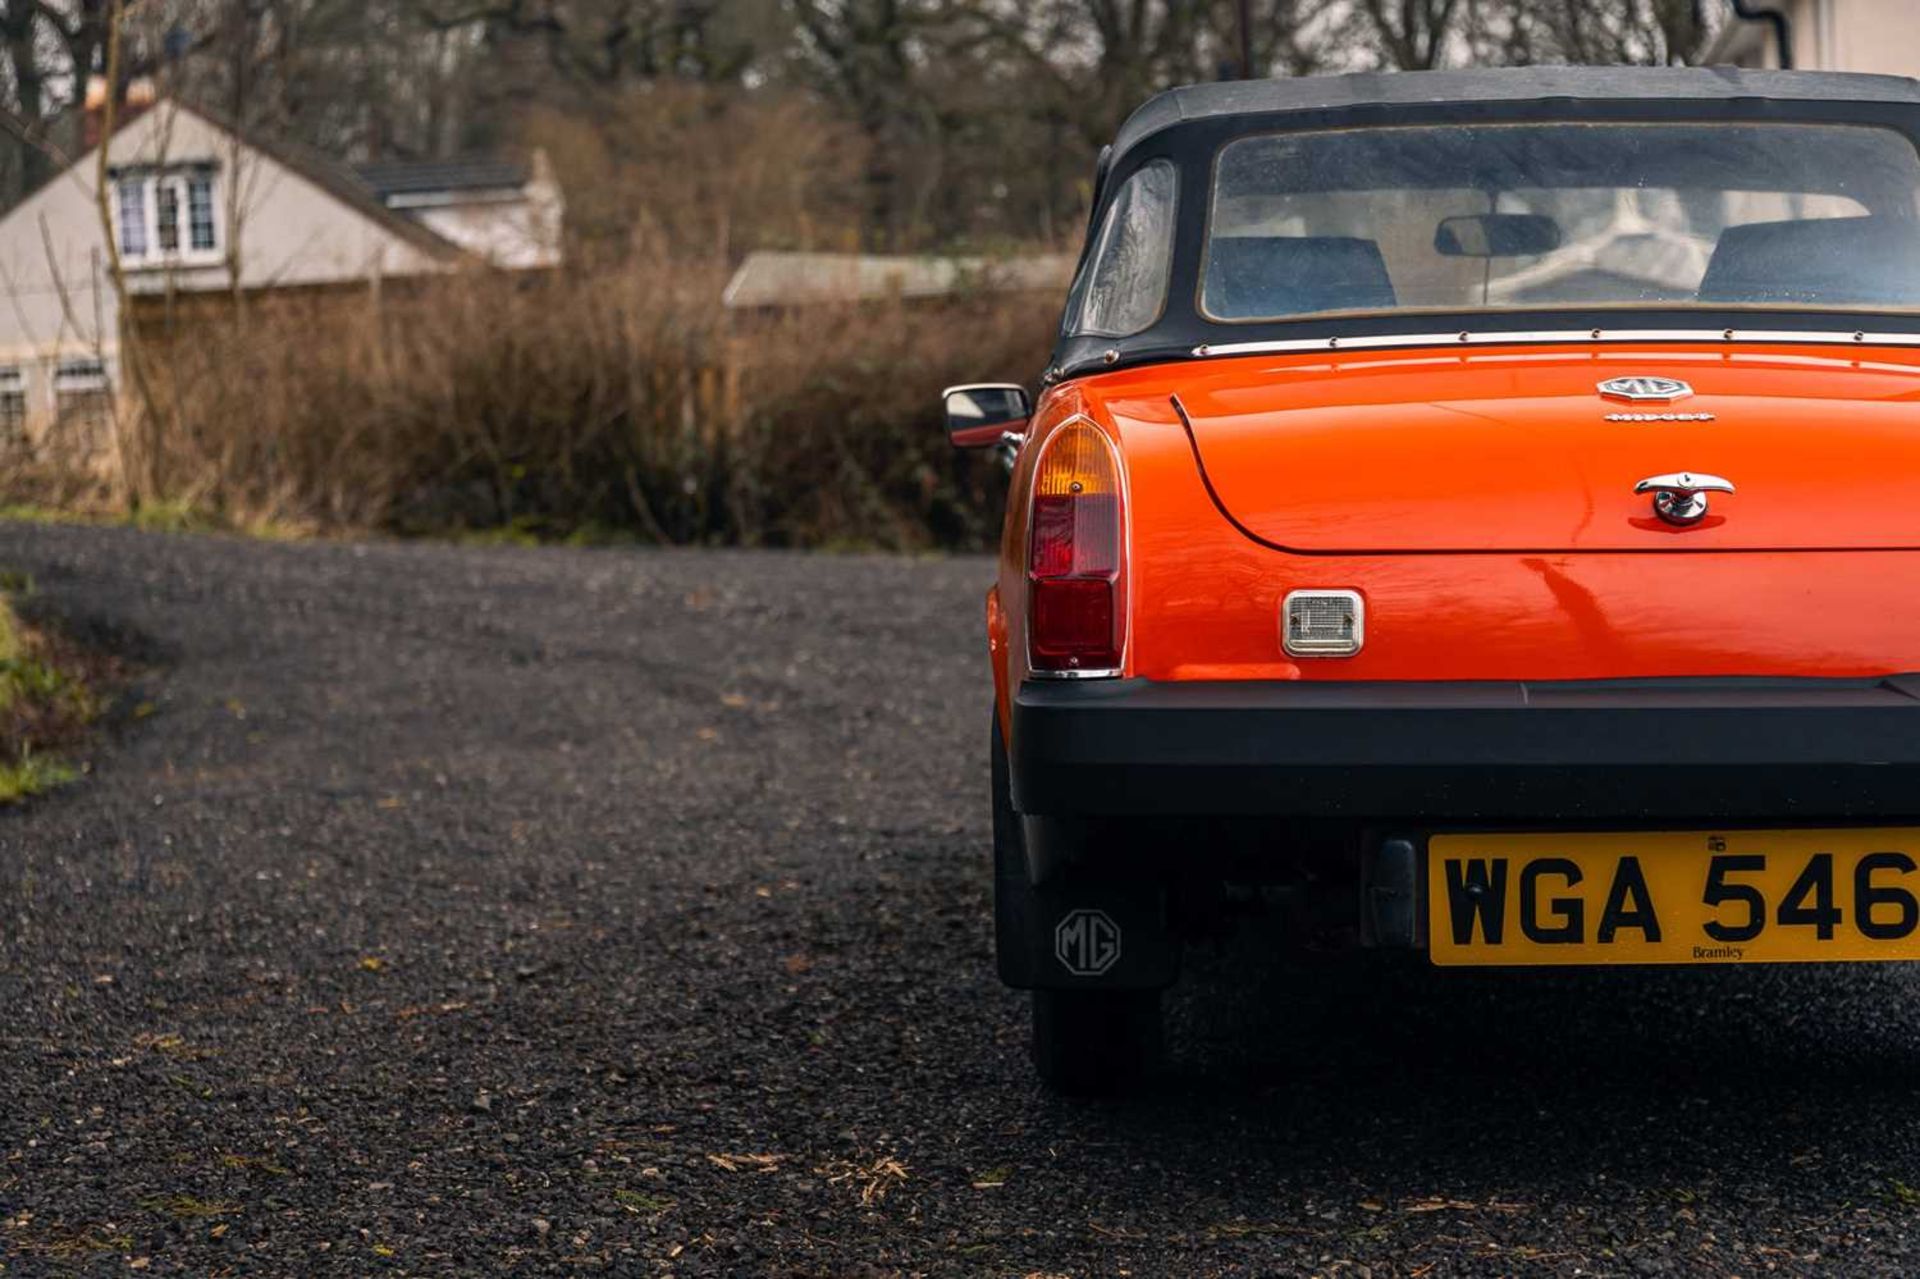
[112,168,225,269]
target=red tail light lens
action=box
[1028,421,1124,674]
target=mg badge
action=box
[1055,909,1121,977]
[1599,375,1693,403]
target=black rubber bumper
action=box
[1011,675,1920,822]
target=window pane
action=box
[157,180,180,252]
[55,358,109,391]
[1204,123,1920,321]
[1072,161,1177,338]
[188,175,217,252]
[0,367,25,455]
[116,180,148,257]
[53,361,111,460]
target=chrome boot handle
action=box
[1634,472,1734,526]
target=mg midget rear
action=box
[947,67,1920,1093]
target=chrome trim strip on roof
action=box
[1191,328,1920,358]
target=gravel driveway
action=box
[5,521,1920,1276]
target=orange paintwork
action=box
[990,341,1920,728]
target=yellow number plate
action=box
[1428,829,1920,966]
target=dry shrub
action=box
[1,83,1073,548]
[129,261,1054,549]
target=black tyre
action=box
[1031,988,1162,1095]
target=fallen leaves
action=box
[817,1156,908,1207]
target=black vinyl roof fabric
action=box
[1110,67,1920,166]
[1041,66,1920,382]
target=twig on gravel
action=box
[1205,1218,1312,1240]
[1402,1197,1526,1214]
[706,1152,788,1174]
[1088,1220,1152,1240]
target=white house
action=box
[1710,0,1920,76]
[354,156,563,272]
[0,96,563,462]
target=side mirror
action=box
[944,383,1031,450]
[1434,213,1562,258]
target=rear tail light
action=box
[1028,421,1125,675]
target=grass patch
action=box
[139,1194,240,1220]
[613,1188,674,1213]
[0,753,78,803]
[0,502,91,527]
[0,587,104,806]
[2,1214,135,1259]
[1,499,309,543]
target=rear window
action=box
[1069,160,1177,338]
[1202,122,1920,322]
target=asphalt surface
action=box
[6,522,1920,1276]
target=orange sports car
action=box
[947,66,1920,1092]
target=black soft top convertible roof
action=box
[1046,67,1920,382]
[1108,67,1920,167]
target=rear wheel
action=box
[1031,988,1162,1095]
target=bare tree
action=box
[0,2,110,199]
[1351,0,1466,69]
[1465,0,1717,67]
[1236,0,1345,77]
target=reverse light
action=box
[1283,589,1364,658]
[1028,420,1125,676]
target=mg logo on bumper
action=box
[1054,909,1121,977]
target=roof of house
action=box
[170,98,465,261]
[352,159,531,200]
[88,96,541,261]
